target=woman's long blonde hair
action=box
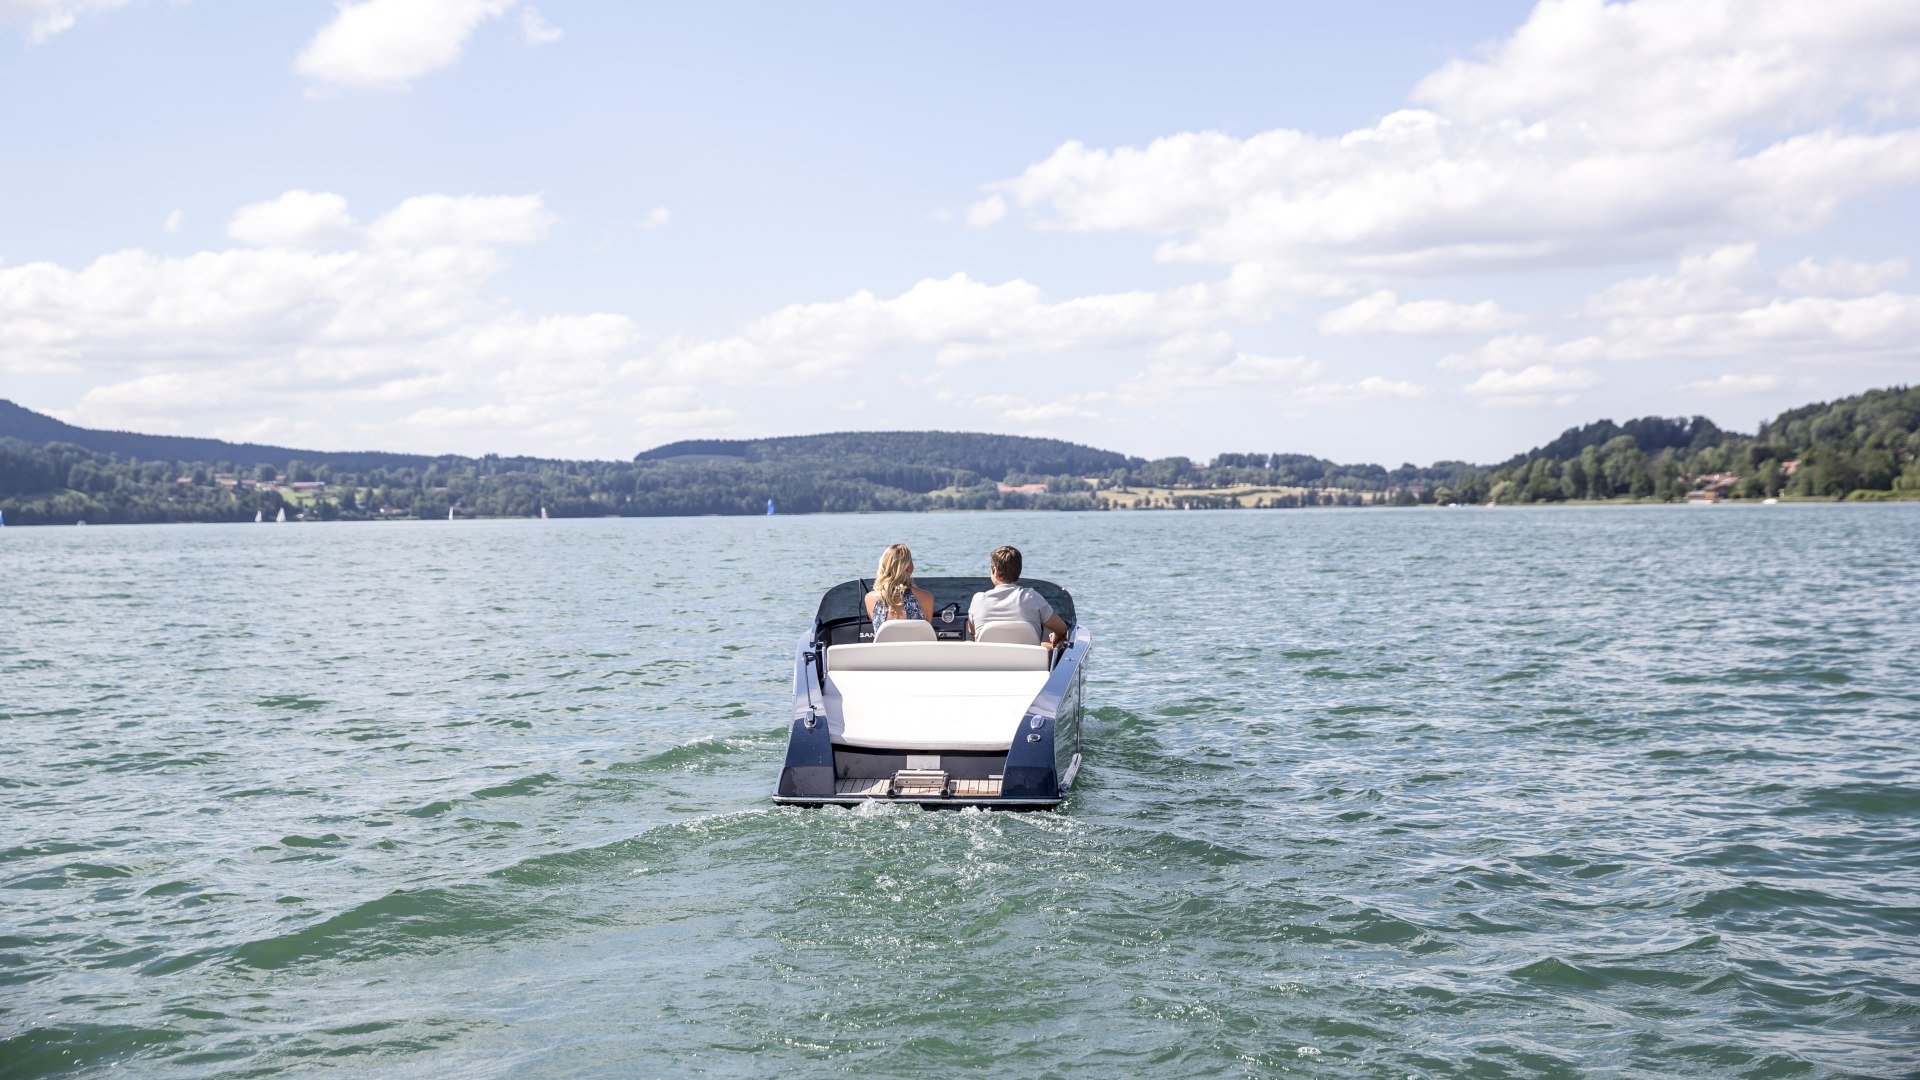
[874,544,915,616]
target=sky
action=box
[2,0,1918,465]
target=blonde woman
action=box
[865,543,936,631]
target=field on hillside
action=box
[1097,485,1379,509]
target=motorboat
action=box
[773,577,1090,809]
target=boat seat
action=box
[820,641,1052,751]
[825,670,1050,751]
[823,640,1048,672]
[975,621,1041,646]
[871,619,936,643]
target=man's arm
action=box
[1042,612,1069,647]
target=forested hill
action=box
[0,399,436,472]
[1496,415,1728,471]
[1461,384,1920,504]
[638,431,1139,478]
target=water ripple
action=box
[2,508,1917,1078]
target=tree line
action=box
[1,385,1914,525]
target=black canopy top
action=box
[815,577,1075,628]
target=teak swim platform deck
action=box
[773,577,1090,810]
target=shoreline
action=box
[6,495,1917,529]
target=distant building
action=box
[1688,472,1740,501]
[1782,459,1801,476]
[997,483,1049,494]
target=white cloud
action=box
[639,269,1284,381]
[1679,373,1785,396]
[1603,292,1920,362]
[1437,333,1604,372]
[0,243,500,372]
[997,398,1100,425]
[965,195,1007,228]
[1458,364,1600,410]
[227,190,358,247]
[0,189,669,455]
[163,209,183,234]
[1465,364,1601,396]
[17,189,1320,456]
[1317,289,1514,336]
[1412,0,1920,148]
[639,205,671,230]
[1476,392,1581,410]
[986,1,1920,276]
[366,193,553,247]
[1295,376,1430,402]
[297,0,516,91]
[1105,346,1323,404]
[1437,243,1920,382]
[213,416,343,448]
[1583,244,1769,317]
[1,0,134,43]
[1779,255,1908,296]
[1512,245,1920,366]
[518,3,559,45]
[633,407,743,446]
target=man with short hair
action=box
[968,545,1070,647]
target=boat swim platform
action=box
[771,755,1079,810]
[832,776,1003,797]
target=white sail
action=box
[275,507,286,523]
[540,506,548,519]
[449,506,455,521]
[255,509,263,523]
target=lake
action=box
[2,506,1917,1077]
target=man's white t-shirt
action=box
[969,583,1054,640]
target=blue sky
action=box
[3,0,1917,463]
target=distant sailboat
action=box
[540,506,548,520]
[275,507,286,523]
[449,506,455,521]
[767,498,776,516]
[255,509,264,523]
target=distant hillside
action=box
[0,399,437,472]
[1,385,1914,525]
[1497,415,1728,470]
[639,431,1140,479]
[1475,384,1919,503]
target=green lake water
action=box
[2,506,1917,1077]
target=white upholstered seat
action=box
[825,670,1049,751]
[871,618,936,643]
[975,621,1041,646]
[819,640,1053,751]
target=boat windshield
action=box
[814,576,1074,643]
